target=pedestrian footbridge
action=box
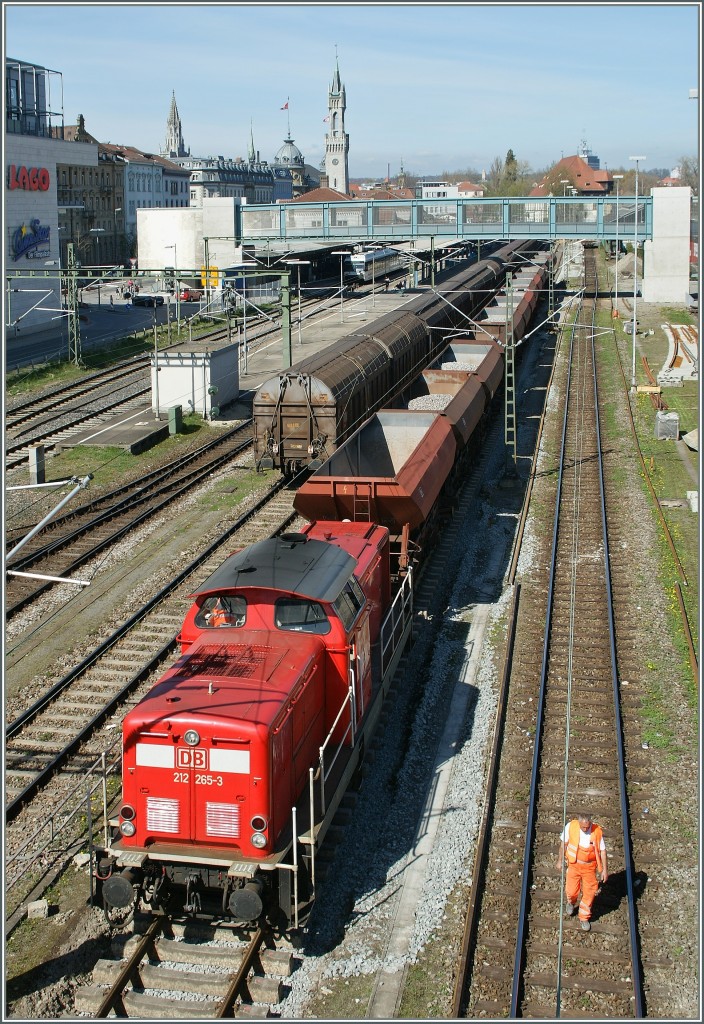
[240,195,653,246]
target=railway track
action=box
[456,249,646,1017]
[5,480,300,833]
[5,357,150,431]
[5,368,153,471]
[5,420,255,617]
[75,917,293,1018]
[3,287,345,473]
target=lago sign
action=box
[8,164,51,191]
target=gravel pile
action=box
[441,360,478,371]
[407,393,452,411]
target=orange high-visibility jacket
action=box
[566,820,604,872]
[209,607,232,627]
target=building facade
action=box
[5,58,97,339]
[163,95,294,206]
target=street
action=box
[5,281,193,370]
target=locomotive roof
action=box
[191,534,357,603]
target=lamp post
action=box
[331,251,349,323]
[165,243,179,331]
[233,262,258,373]
[89,228,105,301]
[629,155,646,391]
[283,259,311,345]
[611,174,623,318]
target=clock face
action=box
[332,158,339,166]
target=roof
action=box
[530,155,613,197]
[457,181,484,193]
[126,630,323,729]
[57,124,99,145]
[98,141,189,173]
[288,186,353,203]
[351,186,415,201]
[191,534,357,603]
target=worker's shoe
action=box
[565,902,577,917]
[581,920,591,931]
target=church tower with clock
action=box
[323,58,349,194]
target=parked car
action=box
[179,287,204,302]
[132,294,165,307]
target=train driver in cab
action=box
[195,594,246,628]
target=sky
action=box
[4,1,701,180]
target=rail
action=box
[5,741,121,927]
[508,273,644,1015]
[509,296,585,1016]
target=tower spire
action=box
[324,54,349,193]
[162,91,189,159]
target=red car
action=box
[179,287,203,301]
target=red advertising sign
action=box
[7,165,51,191]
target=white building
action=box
[5,57,97,340]
[100,144,189,246]
[136,197,246,285]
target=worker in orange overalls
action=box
[206,597,235,627]
[556,812,608,932]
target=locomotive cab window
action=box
[332,577,366,631]
[195,594,246,628]
[275,597,331,634]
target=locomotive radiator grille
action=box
[206,802,240,838]
[146,796,180,833]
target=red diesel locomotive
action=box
[98,522,412,928]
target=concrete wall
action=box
[641,186,693,304]
[136,206,203,284]
[137,198,244,287]
[151,344,240,419]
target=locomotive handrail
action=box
[317,684,356,817]
[380,569,413,676]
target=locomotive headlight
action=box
[120,804,136,821]
[250,832,267,850]
[184,729,200,746]
[120,820,136,837]
[251,815,268,832]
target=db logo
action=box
[177,747,207,768]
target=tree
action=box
[677,155,698,192]
[485,155,504,194]
[504,149,518,185]
[482,152,534,196]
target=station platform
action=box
[61,407,169,454]
[61,280,431,453]
[233,280,432,409]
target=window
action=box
[195,594,247,628]
[332,578,366,631]
[275,597,330,634]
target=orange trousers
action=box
[566,861,599,922]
